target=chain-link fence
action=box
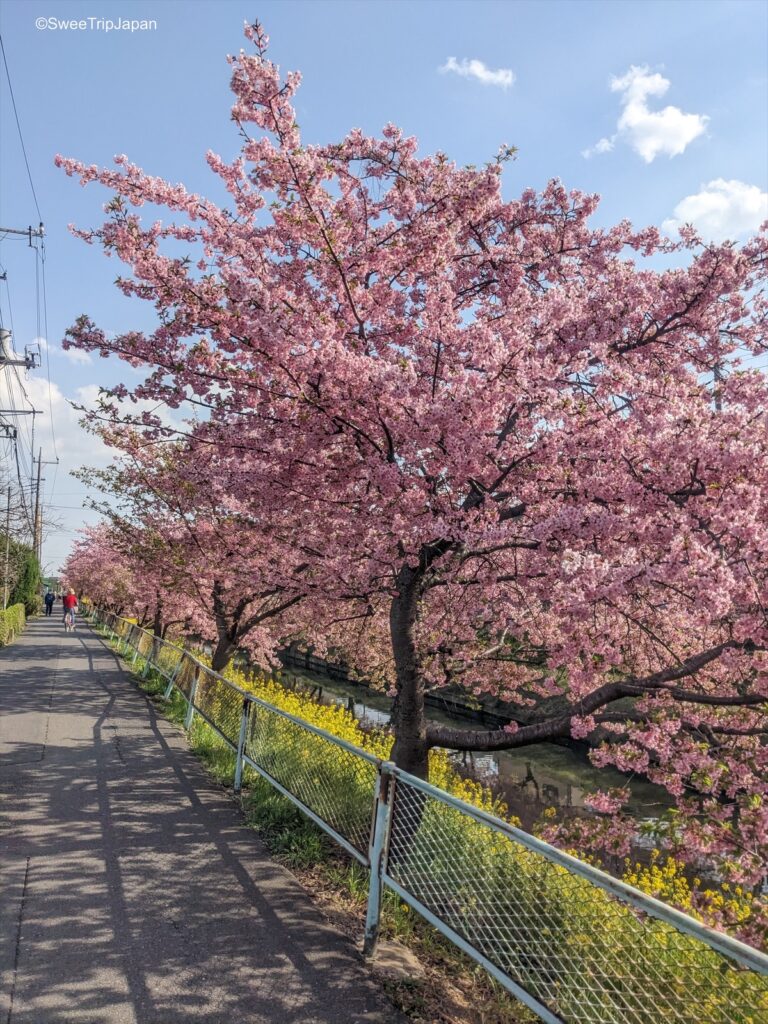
[93,610,768,1024]
[382,771,768,1024]
[98,610,380,865]
[245,701,379,860]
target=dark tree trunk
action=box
[211,637,235,673]
[210,578,236,672]
[390,733,430,779]
[389,565,429,779]
[150,596,164,665]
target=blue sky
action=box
[0,0,766,571]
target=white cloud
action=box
[440,57,515,89]
[582,136,615,159]
[0,375,112,477]
[27,335,92,365]
[584,65,708,163]
[60,346,93,366]
[0,372,186,571]
[0,374,112,571]
[662,179,768,242]
[42,340,93,366]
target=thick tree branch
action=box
[425,640,758,752]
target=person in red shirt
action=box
[62,589,78,630]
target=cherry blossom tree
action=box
[77,429,320,670]
[63,524,145,616]
[58,23,768,879]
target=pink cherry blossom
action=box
[59,22,768,883]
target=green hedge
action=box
[0,603,26,646]
[8,546,41,614]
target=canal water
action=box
[276,666,673,833]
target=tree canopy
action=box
[59,23,768,883]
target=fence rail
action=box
[93,610,768,1024]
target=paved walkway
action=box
[0,617,401,1024]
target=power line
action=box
[41,504,101,511]
[0,33,43,223]
[2,357,35,483]
[0,31,52,557]
[40,244,58,460]
[34,244,41,342]
[0,263,13,336]
[12,439,34,535]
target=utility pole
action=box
[31,451,58,566]
[0,224,44,243]
[3,485,10,610]
[0,227,44,370]
[0,223,46,564]
[32,447,42,564]
[0,411,41,547]
[0,329,38,371]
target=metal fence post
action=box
[145,634,161,679]
[141,640,152,678]
[184,661,199,730]
[233,697,251,794]
[130,628,139,664]
[363,761,396,958]
[163,655,181,700]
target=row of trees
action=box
[61,24,767,882]
[0,472,41,613]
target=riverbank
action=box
[99,612,768,966]
[273,657,674,832]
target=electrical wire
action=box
[12,440,34,534]
[0,246,36,513]
[0,262,15,338]
[0,34,45,552]
[0,31,59,560]
[40,245,58,460]
[2,358,35,487]
[27,239,60,541]
[0,33,43,223]
[0,268,35,542]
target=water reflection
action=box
[281,673,672,831]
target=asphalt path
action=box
[0,616,402,1024]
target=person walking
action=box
[62,589,78,631]
[44,590,55,616]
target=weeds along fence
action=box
[94,609,768,1024]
